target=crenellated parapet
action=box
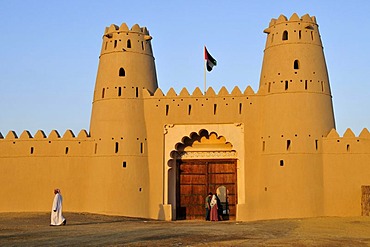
[143,85,257,98]
[101,23,153,56]
[141,85,259,127]
[323,128,370,154]
[0,129,92,157]
[0,129,90,140]
[263,13,321,47]
[266,13,316,28]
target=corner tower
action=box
[257,14,335,218]
[259,13,335,134]
[90,23,158,142]
[87,23,158,217]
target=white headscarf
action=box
[210,195,217,207]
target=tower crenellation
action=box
[264,13,319,46]
[101,23,153,56]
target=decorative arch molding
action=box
[173,130,237,160]
[163,123,245,220]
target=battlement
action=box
[142,85,257,98]
[104,23,150,36]
[325,128,370,139]
[100,23,153,55]
[263,13,322,49]
[0,129,90,141]
[323,128,370,154]
[0,129,93,158]
[267,13,317,28]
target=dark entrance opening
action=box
[176,159,237,220]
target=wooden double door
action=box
[176,159,237,220]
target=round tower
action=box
[257,13,335,218]
[87,23,158,217]
[259,13,335,135]
[90,23,158,140]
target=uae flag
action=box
[204,46,217,72]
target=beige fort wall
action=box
[0,128,152,218]
[322,128,370,216]
[0,129,92,212]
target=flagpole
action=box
[204,46,217,94]
[204,59,207,94]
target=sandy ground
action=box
[1,213,370,246]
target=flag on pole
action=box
[204,46,217,72]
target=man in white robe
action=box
[50,189,66,226]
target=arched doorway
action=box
[174,130,237,220]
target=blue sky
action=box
[0,1,369,136]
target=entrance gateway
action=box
[174,131,238,220]
[177,159,237,220]
[163,124,244,221]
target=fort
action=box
[0,13,370,221]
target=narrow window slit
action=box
[166,105,169,116]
